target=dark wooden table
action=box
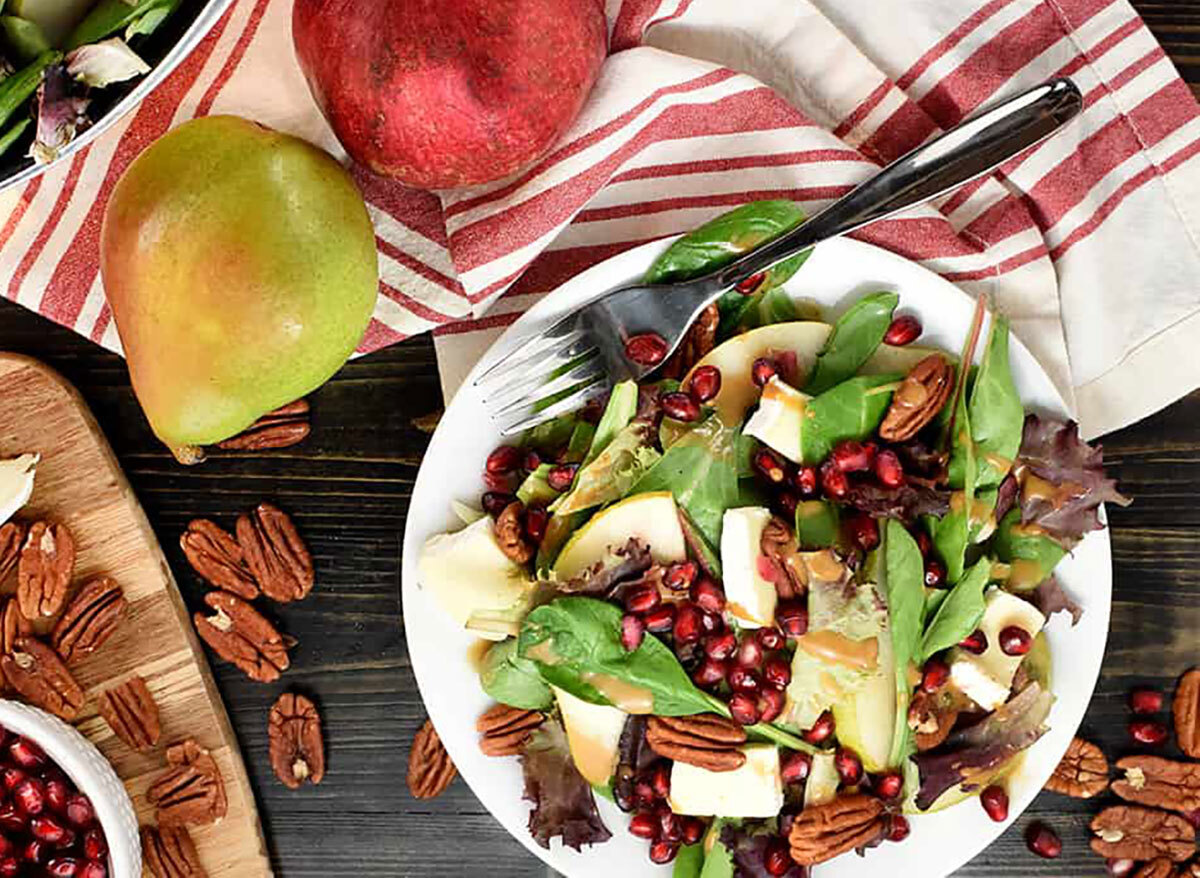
[2,6,1200,875]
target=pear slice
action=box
[831,633,896,773]
[553,686,626,787]
[0,454,38,527]
[552,491,685,580]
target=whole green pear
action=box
[100,115,378,463]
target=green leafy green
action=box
[968,316,1023,488]
[480,639,555,710]
[516,464,559,507]
[0,16,49,65]
[884,520,925,766]
[919,558,990,662]
[805,291,899,394]
[565,421,596,463]
[673,842,706,878]
[699,821,735,878]
[0,51,59,132]
[523,413,580,455]
[66,0,181,49]
[0,117,29,158]
[678,507,722,579]
[552,422,660,516]
[715,280,808,338]
[584,380,638,466]
[534,511,587,576]
[993,509,1066,591]
[794,500,839,549]
[925,391,975,584]
[798,374,900,464]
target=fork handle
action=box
[706,77,1083,294]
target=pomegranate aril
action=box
[700,610,722,635]
[915,529,933,557]
[763,657,791,689]
[0,806,22,834]
[481,491,514,517]
[704,632,737,661]
[648,840,679,864]
[8,739,43,770]
[31,815,67,843]
[634,781,656,808]
[875,772,903,800]
[757,628,785,651]
[830,440,875,473]
[0,839,10,859]
[845,513,879,551]
[751,358,778,388]
[523,506,548,544]
[621,614,646,651]
[980,785,1008,822]
[0,857,15,878]
[13,778,44,815]
[781,752,812,785]
[625,585,661,614]
[22,839,44,863]
[661,392,701,423]
[1025,822,1061,859]
[921,658,950,693]
[546,464,578,492]
[0,769,24,793]
[757,687,785,724]
[753,449,788,484]
[924,559,946,588]
[628,811,657,839]
[521,450,542,473]
[728,692,760,726]
[658,809,682,843]
[673,603,703,644]
[776,602,808,638]
[625,332,668,367]
[47,856,81,877]
[1129,687,1163,714]
[79,863,107,878]
[736,638,764,670]
[82,828,106,861]
[485,445,522,474]
[803,711,835,745]
[664,561,698,592]
[692,659,729,688]
[688,366,722,404]
[690,578,725,614]
[820,462,849,499]
[729,667,761,693]
[1106,860,1136,878]
[793,465,819,498]
[64,795,93,829]
[763,841,791,877]
[835,748,862,786]
[888,815,911,842]
[775,491,798,518]
[650,764,671,800]
[884,315,922,346]
[958,629,987,654]
[643,605,676,634]
[736,272,766,295]
[1129,719,1169,745]
[998,625,1031,656]
[681,817,705,846]
[874,449,905,487]
[45,779,68,815]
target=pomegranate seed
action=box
[958,629,987,654]
[56,827,77,850]
[1129,687,1164,714]
[763,841,791,877]
[915,530,933,557]
[763,656,791,689]
[692,659,729,688]
[875,772,903,800]
[1025,822,1062,859]
[8,739,44,770]
[628,811,657,839]
[792,465,818,498]
[980,785,1009,822]
[830,440,875,473]
[523,506,548,544]
[649,840,679,864]
[546,464,578,492]
[659,809,682,843]
[0,806,23,834]
[1129,719,1169,745]
[753,449,788,484]
[662,392,702,423]
[729,668,761,693]
[690,578,725,614]
[835,748,863,786]
[31,815,67,844]
[634,781,656,807]
[664,561,698,592]
[757,628,785,651]
[874,449,905,487]
[80,863,107,878]
[82,828,106,861]
[688,366,722,403]
[625,332,668,366]
[522,450,542,473]
[674,604,703,644]
[803,711,835,744]
[47,857,79,877]
[751,358,778,387]
[481,491,514,517]
[924,559,946,588]
[0,839,9,859]
[781,752,812,785]
[0,769,25,793]
[625,585,661,614]
[845,513,879,551]
[820,463,848,499]
[704,632,737,661]
[888,815,911,842]
[45,779,68,815]
[621,614,646,651]
[920,658,950,693]
[757,687,785,723]
[13,778,44,815]
[0,856,17,877]
[485,445,522,474]
[643,605,676,634]
[650,764,671,800]
[1106,860,1137,878]
[776,492,798,518]
[729,692,760,725]
[700,610,722,634]
[483,470,514,492]
[776,602,808,638]
[884,315,922,346]
[736,637,765,669]
[998,625,1032,656]
[22,839,44,863]
[736,272,767,294]
[681,817,705,846]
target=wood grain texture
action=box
[0,355,272,878]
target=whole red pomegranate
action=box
[292,0,608,189]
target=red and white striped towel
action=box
[1,0,1198,439]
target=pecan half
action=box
[268,692,325,789]
[236,504,314,603]
[1176,669,1200,759]
[0,597,31,657]
[646,714,747,772]
[1185,860,1200,878]
[148,738,228,827]
[218,399,310,451]
[193,591,290,683]
[408,718,457,799]
[98,675,160,752]
[1136,860,1179,878]
[477,704,544,757]
[788,793,887,866]
[1,637,84,720]
[0,522,25,583]
[17,521,75,619]
[51,576,127,662]
[879,354,954,442]
[1044,736,1109,798]
[180,520,258,600]
[1090,806,1196,862]
[908,690,959,752]
[495,502,534,564]
[1111,756,1200,815]
[759,517,807,600]
[662,303,718,380]
[142,824,208,878]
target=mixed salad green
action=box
[417,201,1129,875]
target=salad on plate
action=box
[416,201,1128,876]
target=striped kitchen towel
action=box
[1,0,1198,439]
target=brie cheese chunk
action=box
[720,507,776,629]
[669,744,783,818]
[744,376,809,464]
[949,588,1046,711]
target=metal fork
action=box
[476,77,1083,435]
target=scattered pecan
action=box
[908,690,959,752]
[1111,756,1200,816]
[193,591,290,683]
[218,399,311,451]
[51,576,127,662]
[1044,736,1109,798]
[662,303,719,380]
[477,704,544,757]
[180,519,258,600]
[788,793,888,866]
[236,504,314,603]
[98,675,160,752]
[1,637,84,720]
[0,597,31,657]
[759,517,807,600]
[1136,859,1179,878]
[1090,806,1196,862]
[1185,860,1200,878]
[142,824,208,878]
[0,521,25,583]
[646,714,747,772]
[17,520,75,619]
[148,739,228,827]
[495,502,534,564]
[268,692,325,789]
[879,354,954,442]
[408,718,457,799]
[1175,669,1200,759]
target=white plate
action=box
[400,237,1111,878]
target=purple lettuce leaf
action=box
[559,538,653,596]
[31,65,90,165]
[842,481,950,522]
[519,717,612,850]
[993,473,1019,524]
[611,716,658,812]
[719,821,807,878]
[1031,574,1083,626]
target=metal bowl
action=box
[0,0,235,194]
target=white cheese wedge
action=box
[553,686,626,788]
[0,454,38,527]
[720,507,776,629]
[669,744,783,818]
[803,751,840,807]
[744,376,810,464]
[949,588,1046,711]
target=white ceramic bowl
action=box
[0,699,140,877]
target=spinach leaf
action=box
[804,291,899,395]
[523,413,581,454]
[0,51,59,132]
[0,117,29,159]
[66,0,179,49]
[925,392,975,584]
[798,374,901,464]
[968,316,1023,488]
[585,380,638,466]
[993,509,1066,591]
[919,558,990,662]
[673,842,706,878]
[480,639,554,710]
[794,500,839,549]
[566,421,596,462]
[700,820,735,878]
[884,520,925,766]
[924,589,948,624]
[716,280,808,338]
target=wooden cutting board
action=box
[0,354,272,878]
